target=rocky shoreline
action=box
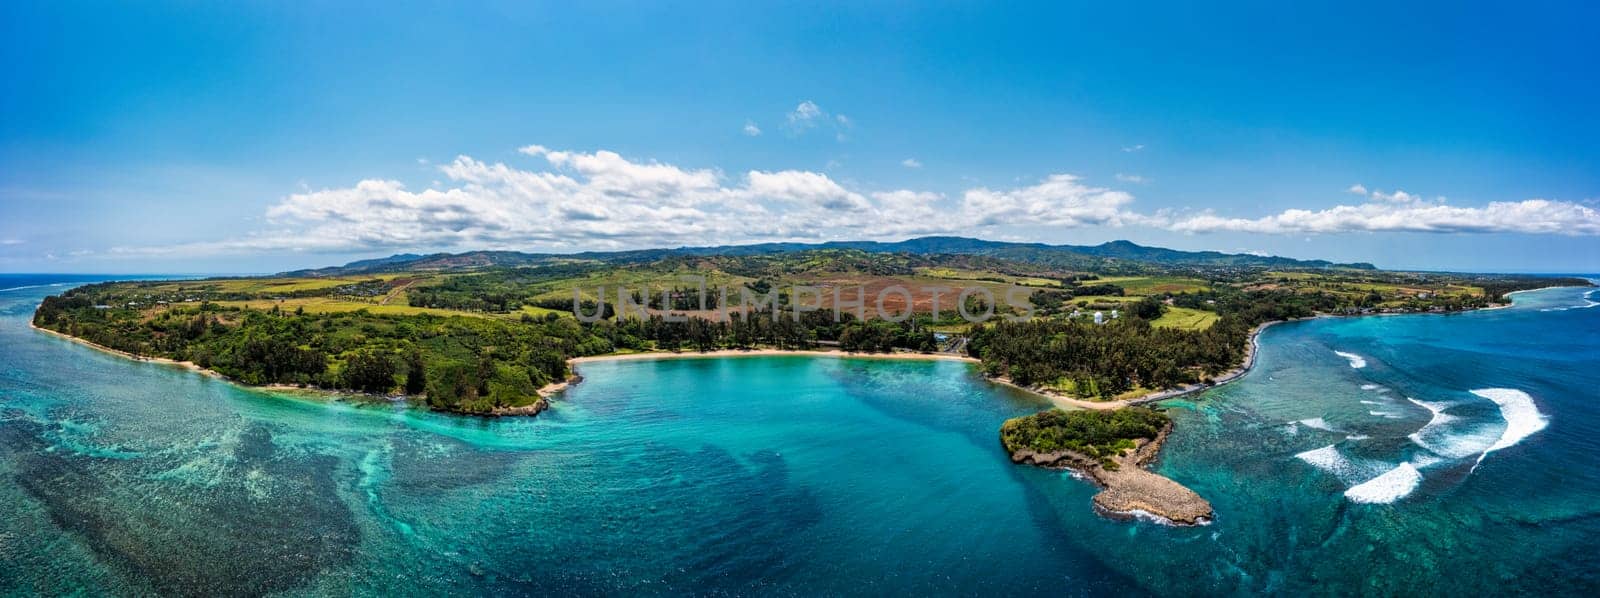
[1008,422,1213,525]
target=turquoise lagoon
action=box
[2,274,1598,595]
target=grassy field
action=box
[214,297,487,318]
[916,267,1062,288]
[1093,276,1210,294]
[131,275,404,295]
[1151,306,1220,330]
[526,267,755,303]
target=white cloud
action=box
[961,175,1140,228]
[110,145,1159,256]
[1122,144,1145,153]
[1168,191,1600,235]
[787,101,823,130]
[901,158,922,169]
[1346,184,1368,195]
[746,170,868,211]
[1369,189,1423,204]
[107,151,1600,259]
[784,100,850,141]
[742,121,762,136]
[1115,173,1146,184]
[0,239,23,246]
[519,145,720,198]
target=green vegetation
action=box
[969,272,1587,400]
[1000,407,1170,466]
[1150,306,1220,330]
[32,238,1592,416]
[33,290,607,414]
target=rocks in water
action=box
[490,397,549,417]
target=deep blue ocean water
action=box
[2,273,1598,595]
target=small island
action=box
[1002,407,1212,525]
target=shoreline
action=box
[987,289,1556,411]
[29,319,549,417]
[553,348,976,399]
[571,347,976,364]
[30,319,972,414]
[987,318,1289,411]
[30,320,226,380]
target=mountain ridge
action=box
[282,236,1377,277]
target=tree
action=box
[404,348,427,395]
[341,350,397,393]
[1131,296,1165,320]
[426,361,476,410]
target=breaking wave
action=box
[1344,463,1422,504]
[1297,418,1341,433]
[1295,445,1355,478]
[1538,289,1600,311]
[1406,397,1496,459]
[0,282,69,293]
[1470,388,1548,468]
[1334,351,1367,369]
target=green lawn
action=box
[1151,306,1220,330]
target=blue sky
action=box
[2,1,1597,274]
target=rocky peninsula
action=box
[1002,408,1213,525]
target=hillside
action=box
[283,237,1374,277]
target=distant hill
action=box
[282,237,1375,277]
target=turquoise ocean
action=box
[2,274,1598,595]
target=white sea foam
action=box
[1344,463,1422,504]
[1360,400,1383,405]
[1360,384,1381,391]
[1368,410,1399,417]
[1295,445,1355,477]
[1406,396,1498,459]
[1470,388,1548,468]
[1540,289,1600,311]
[1410,453,1445,469]
[1334,351,1367,369]
[1297,417,1341,433]
[1,284,52,293]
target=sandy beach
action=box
[30,320,224,380]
